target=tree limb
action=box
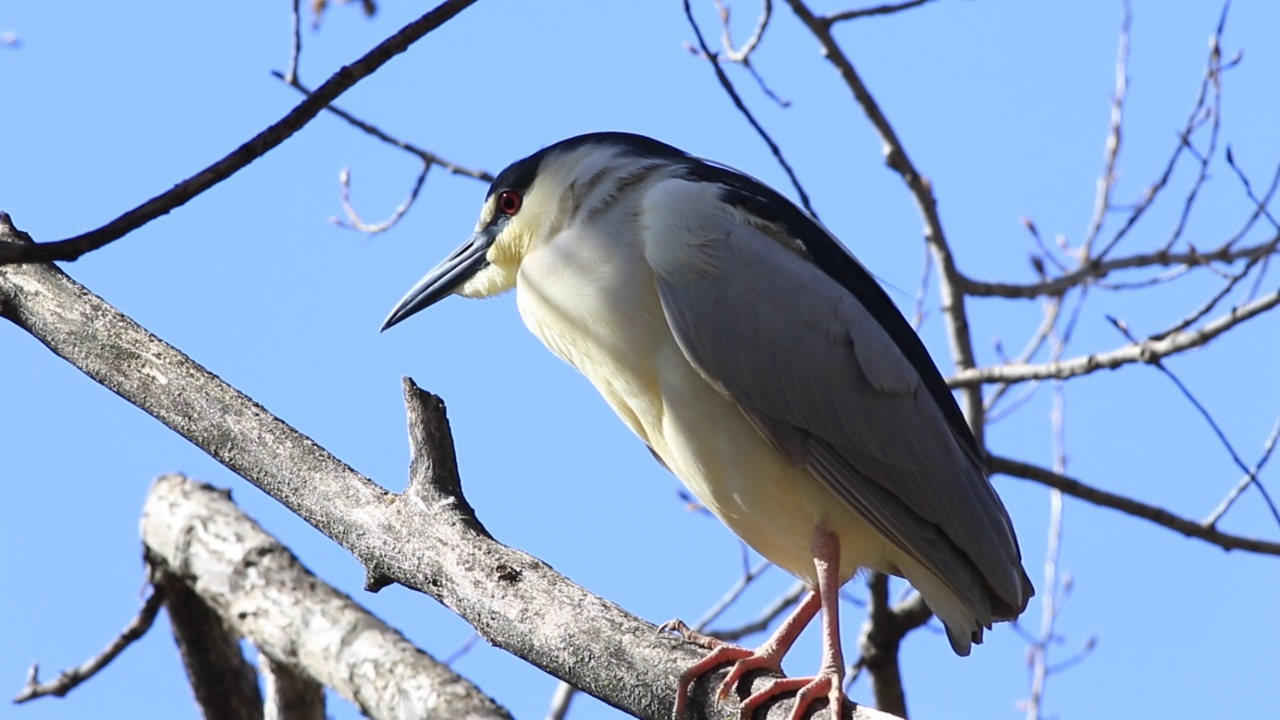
[0,0,479,266]
[142,473,510,720]
[0,216,899,720]
[989,454,1280,556]
[948,289,1280,387]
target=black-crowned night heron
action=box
[382,132,1033,719]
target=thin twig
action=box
[1106,316,1280,529]
[1204,418,1280,527]
[331,161,431,234]
[713,582,808,643]
[823,0,936,25]
[14,590,165,703]
[272,71,493,182]
[683,0,820,218]
[1080,0,1131,260]
[1094,0,1236,261]
[286,0,302,84]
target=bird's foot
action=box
[670,641,758,719]
[739,666,845,720]
[658,618,728,651]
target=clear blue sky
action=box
[3,2,1278,719]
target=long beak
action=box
[380,228,495,331]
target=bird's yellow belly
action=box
[516,249,893,587]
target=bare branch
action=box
[949,289,1280,387]
[1205,418,1280,527]
[1105,316,1280,529]
[1079,1,1131,259]
[960,234,1279,299]
[13,590,164,703]
[142,474,510,720]
[713,582,808,643]
[272,71,493,182]
[286,0,302,84]
[989,455,1280,556]
[683,0,820,218]
[823,0,936,25]
[0,0,479,266]
[331,161,432,235]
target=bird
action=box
[381,132,1033,719]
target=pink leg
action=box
[738,528,848,720]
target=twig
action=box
[0,0,480,266]
[1105,316,1280,529]
[949,289,1280,386]
[823,0,936,24]
[683,0,819,218]
[286,0,302,84]
[960,235,1279,298]
[1205,418,1280,527]
[692,559,774,631]
[13,590,165,703]
[910,249,932,330]
[713,582,808,643]
[272,71,493,182]
[545,681,578,720]
[331,161,431,234]
[444,632,482,666]
[1094,0,1237,261]
[1079,0,1131,260]
[988,454,1280,556]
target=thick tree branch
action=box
[0,216,897,720]
[158,570,266,720]
[989,455,1280,556]
[0,0,478,266]
[142,473,510,720]
[855,576,932,719]
[260,652,326,720]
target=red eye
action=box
[497,189,522,215]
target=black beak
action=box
[380,227,497,331]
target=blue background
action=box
[3,2,1277,719]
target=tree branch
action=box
[142,473,511,720]
[13,590,165,703]
[0,216,897,720]
[988,454,1280,556]
[0,0,479,266]
[949,288,1280,387]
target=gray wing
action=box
[648,207,1028,621]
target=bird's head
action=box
[380,132,687,331]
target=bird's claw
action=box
[659,618,729,651]
[739,669,845,720]
[671,643,757,719]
